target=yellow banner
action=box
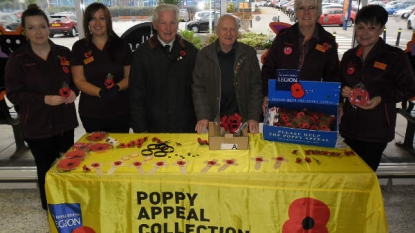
[45,133,387,233]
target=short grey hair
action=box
[294,0,322,18]
[216,14,240,33]
[152,4,179,23]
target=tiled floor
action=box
[0,185,414,233]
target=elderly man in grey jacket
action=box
[192,14,263,134]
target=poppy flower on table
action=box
[72,142,93,152]
[90,143,111,152]
[58,157,83,171]
[64,150,86,158]
[87,131,107,141]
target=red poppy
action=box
[322,42,330,51]
[84,51,92,58]
[207,160,217,166]
[282,197,330,233]
[0,90,6,101]
[90,143,111,152]
[177,160,186,166]
[296,111,305,118]
[136,138,144,144]
[255,157,264,162]
[291,83,305,99]
[82,165,91,172]
[284,46,293,55]
[72,142,92,151]
[58,157,82,171]
[156,161,165,166]
[220,113,242,133]
[349,87,370,107]
[344,150,355,156]
[91,162,101,168]
[72,226,96,233]
[225,159,235,165]
[180,50,186,56]
[104,73,114,89]
[60,64,69,73]
[59,82,71,97]
[87,132,106,141]
[133,161,143,167]
[65,150,86,158]
[310,125,320,130]
[346,65,355,75]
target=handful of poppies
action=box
[267,107,335,131]
[220,113,243,133]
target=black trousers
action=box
[343,137,387,172]
[80,114,130,133]
[25,130,74,210]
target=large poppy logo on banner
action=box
[282,197,330,233]
[48,203,96,233]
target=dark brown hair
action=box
[83,2,117,43]
[21,4,49,29]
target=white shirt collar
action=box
[157,35,175,52]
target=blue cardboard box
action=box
[263,71,341,147]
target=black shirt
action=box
[218,48,239,117]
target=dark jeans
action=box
[25,130,75,210]
[80,114,130,133]
[343,137,387,172]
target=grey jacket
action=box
[192,40,263,122]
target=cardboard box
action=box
[208,122,249,150]
[263,72,341,148]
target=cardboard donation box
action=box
[263,70,341,147]
[208,122,249,150]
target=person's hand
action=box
[338,103,344,124]
[262,96,268,116]
[64,90,77,104]
[99,85,119,100]
[45,95,66,106]
[247,120,259,134]
[341,86,352,98]
[195,119,209,134]
[359,96,381,110]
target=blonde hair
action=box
[294,0,322,18]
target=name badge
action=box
[315,44,326,53]
[84,56,94,65]
[61,61,70,66]
[374,61,387,70]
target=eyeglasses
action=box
[297,6,317,13]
